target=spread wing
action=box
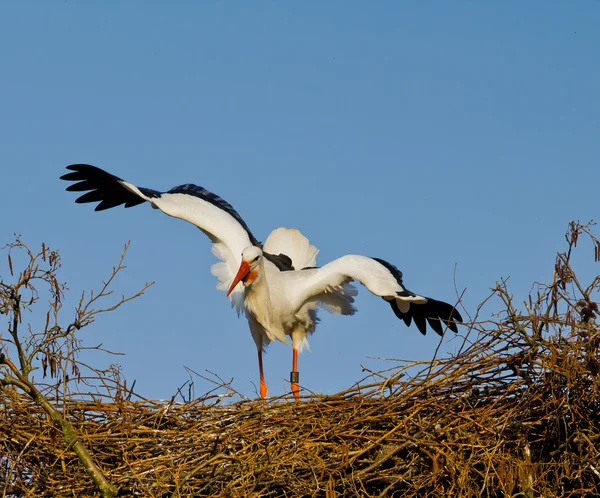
[285,254,462,336]
[61,164,260,313]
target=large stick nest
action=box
[2,223,600,497]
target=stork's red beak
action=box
[227,261,251,297]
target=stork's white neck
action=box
[243,260,273,330]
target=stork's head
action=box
[226,246,263,297]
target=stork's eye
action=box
[252,255,260,263]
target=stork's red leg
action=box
[258,350,268,399]
[291,347,300,401]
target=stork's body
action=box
[61,164,462,400]
[227,245,460,398]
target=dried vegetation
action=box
[1,222,600,497]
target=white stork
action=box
[61,164,462,400]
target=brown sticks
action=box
[1,222,599,496]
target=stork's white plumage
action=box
[61,164,462,400]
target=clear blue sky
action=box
[1,3,598,400]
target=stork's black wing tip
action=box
[441,305,463,334]
[388,296,462,337]
[61,164,102,182]
[61,164,148,211]
[64,164,90,173]
[427,316,444,336]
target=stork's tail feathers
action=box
[263,227,319,270]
